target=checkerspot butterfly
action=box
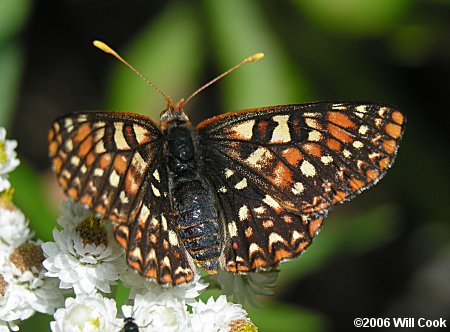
[48,41,405,285]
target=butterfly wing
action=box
[197,102,405,271]
[49,112,195,284]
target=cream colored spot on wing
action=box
[308,130,322,142]
[228,221,238,237]
[168,230,179,246]
[153,169,160,182]
[343,149,352,158]
[305,118,320,129]
[114,122,130,149]
[292,182,304,195]
[254,206,266,215]
[263,195,281,210]
[239,205,250,221]
[246,147,271,166]
[64,118,73,128]
[249,243,260,255]
[224,168,234,179]
[356,105,367,113]
[80,165,87,174]
[71,156,80,166]
[94,168,104,177]
[232,120,255,139]
[300,160,316,177]
[119,191,129,204]
[332,104,346,110]
[109,170,120,187]
[218,186,227,193]
[131,152,146,172]
[353,141,364,149]
[134,124,148,144]
[95,137,106,153]
[304,112,321,117]
[151,183,161,197]
[139,205,150,222]
[270,115,291,143]
[269,232,286,246]
[65,139,73,150]
[378,107,388,117]
[234,178,247,190]
[291,230,304,242]
[358,125,369,135]
[161,214,168,231]
[320,155,333,164]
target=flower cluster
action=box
[0,127,260,331]
[44,200,256,331]
[0,129,63,331]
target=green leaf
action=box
[247,302,329,332]
[203,0,310,112]
[277,205,401,285]
[108,3,204,121]
[0,42,23,128]
[9,159,57,241]
[0,0,32,45]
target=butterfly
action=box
[48,41,405,286]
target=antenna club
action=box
[246,52,265,62]
[93,40,116,55]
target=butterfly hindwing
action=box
[198,102,405,271]
[113,159,195,285]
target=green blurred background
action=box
[1,0,449,331]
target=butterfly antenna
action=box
[178,52,265,109]
[93,40,174,108]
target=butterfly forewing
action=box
[198,102,405,214]
[48,112,162,222]
[198,102,405,271]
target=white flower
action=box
[214,268,278,306]
[121,292,190,332]
[190,295,249,332]
[1,242,64,317]
[0,206,33,259]
[56,199,90,231]
[50,293,122,332]
[121,268,208,304]
[0,128,20,192]
[42,201,127,295]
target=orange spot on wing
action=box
[303,143,322,157]
[74,123,92,144]
[326,138,341,151]
[49,141,58,157]
[80,194,93,207]
[268,162,293,187]
[78,135,93,157]
[382,139,396,154]
[391,111,404,124]
[124,173,140,195]
[251,257,268,269]
[86,152,96,166]
[328,124,353,143]
[144,267,156,279]
[366,169,379,182]
[332,190,347,204]
[349,178,365,191]
[308,218,323,237]
[282,147,303,166]
[328,112,356,128]
[379,157,390,169]
[385,123,402,138]
[114,155,128,174]
[48,128,55,141]
[274,248,293,261]
[294,241,310,254]
[99,154,112,168]
[52,157,63,173]
[67,187,78,199]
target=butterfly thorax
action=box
[163,115,223,273]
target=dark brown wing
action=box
[197,102,405,271]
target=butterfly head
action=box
[160,98,190,131]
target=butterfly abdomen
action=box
[165,122,223,273]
